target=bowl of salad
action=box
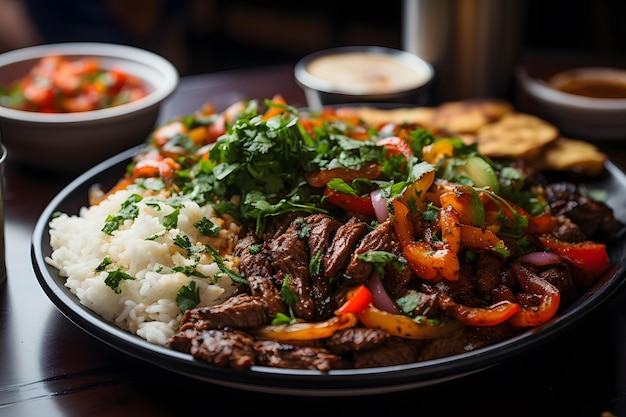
[0,42,178,172]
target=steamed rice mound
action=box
[46,189,242,346]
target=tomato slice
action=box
[323,188,375,216]
[376,136,413,161]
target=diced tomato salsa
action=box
[0,55,148,113]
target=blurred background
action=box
[0,0,624,80]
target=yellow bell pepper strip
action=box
[251,313,358,341]
[508,262,561,327]
[357,304,462,340]
[435,291,521,326]
[400,169,436,210]
[334,285,374,315]
[422,138,455,164]
[537,234,610,277]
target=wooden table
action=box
[1,62,625,417]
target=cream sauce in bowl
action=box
[294,46,434,109]
[305,51,431,95]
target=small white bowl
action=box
[295,46,434,110]
[0,42,179,172]
[516,66,626,141]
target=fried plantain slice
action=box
[472,113,560,159]
[340,106,435,127]
[533,136,607,176]
[427,98,515,133]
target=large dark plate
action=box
[31,145,626,396]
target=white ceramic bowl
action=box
[295,46,434,110]
[516,66,626,141]
[0,42,179,172]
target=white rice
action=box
[45,188,242,346]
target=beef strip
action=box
[545,181,624,239]
[233,231,271,278]
[326,327,390,354]
[254,339,345,371]
[178,293,269,331]
[380,238,415,297]
[344,220,395,283]
[246,274,287,316]
[417,324,520,361]
[189,328,257,370]
[234,232,287,316]
[351,338,421,368]
[305,214,341,319]
[324,217,369,279]
[395,288,439,316]
[266,217,316,320]
[473,252,504,297]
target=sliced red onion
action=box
[370,189,389,223]
[515,251,564,266]
[366,271,402,314]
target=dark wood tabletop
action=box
[1,60,626,417]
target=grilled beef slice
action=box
[178,293,269,331]
[323,216,369,280]
[266,217,316,320]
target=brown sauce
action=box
[555,79,626,99]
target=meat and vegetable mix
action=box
[85,96,623,371]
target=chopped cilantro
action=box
[173,233,247,285]
[104,267,135,294]
[101,194,143,235]
[195,217,221,237]
[176,280,201,312]
[161,208,180,230]
[357,250,407,277]
[95,257,113,272]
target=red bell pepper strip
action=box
[334,285,374,315]
[538,234,610,277]
[304,163,382,188]
[436,291,521,326]
[323,187,376,216]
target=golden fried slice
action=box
[340,106,435,127]
[533,137,607,176]
[472,113,560,159]
[427,98,515,133]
